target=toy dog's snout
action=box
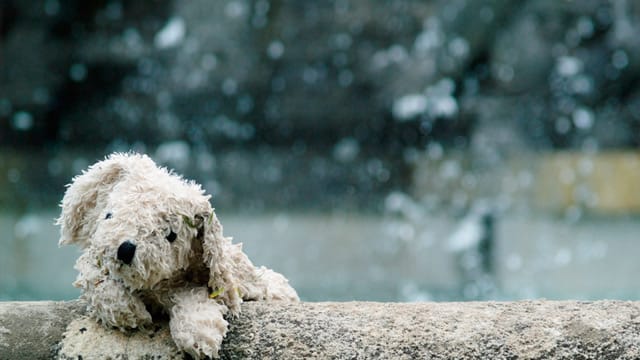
[117,240,136,265]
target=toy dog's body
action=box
[57,153,298,358]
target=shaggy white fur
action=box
[57,152,299,359]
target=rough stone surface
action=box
[223,301,640,359]
[0,300,85,360]
[57,317,182,359]
[2,300,640,359]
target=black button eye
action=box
[105,212,112,219]
[166,230,177,243]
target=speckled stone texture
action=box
[0,300,86,360]
[1,300,640,359]
[223,301,640,359]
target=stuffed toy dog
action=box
[57,153,299,358]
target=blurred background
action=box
[2,0,640,302]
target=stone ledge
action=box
[1,300,639,359]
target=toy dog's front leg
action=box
[73,252,152,330]
[169,287,229,359]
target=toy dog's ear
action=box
[200,211,242,314]
[56,154,129,248]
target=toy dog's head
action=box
[58,153,237,305]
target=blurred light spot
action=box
[69,63,87,82]
[237,95,254,114]
[573,107,594,130]
[448,37,469,59]
[155,141,191,167]
[333,137,360,163]
[12,111,33,131]
[495,64,514,82]
[439,159,461,180]
[393,80,459,120]
[267,40,285,60]
[554,248,572,266]
[400,282,432,302]
[225,1,247,18]
[261,165,282,183]
[367,159,390,182]
[581,137,599,153]
[154,17,186,49]
[332,33,352,50]
[222,78,238,95]
[385,220,415,242]
[302,67,319,84]
[201,53,218,71]
[385,191,409,213]
[611,49,629,70]
[576,16,594,38]
[556,56,583,77]
[387,45,408,63]
[571,75,593,94]
[430,95,458,118]
[252,15,268,28]
[196,151,216,172]
[415,19,442,53]
[32,87,50,104]
[72,158,89,174]
[371,51,390,69]
[255,0,270,15]
[393,94,427,120]
[205,180,221,196]
[212,115,255,140]
[44,0,60,16]
[14,215,41,239]
[104,2,123,20]
[123,28,143,50]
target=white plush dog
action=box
[57,152,298,358]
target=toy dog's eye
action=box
[105,212,112,220]
[166,230,177,243]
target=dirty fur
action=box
[57,153,298,359]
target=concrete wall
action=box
[1,300,639,359]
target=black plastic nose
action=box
[117,240,136,265]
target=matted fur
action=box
[57,153,298,359]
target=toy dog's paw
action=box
[92,299,153,331]
[84,278,153,330]
[169,291,230,359]
[171,314,228,359]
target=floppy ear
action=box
[201,211,242,314]
[56,154,129,248]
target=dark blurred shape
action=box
[446,203,497,299]
[0,1,18,38]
